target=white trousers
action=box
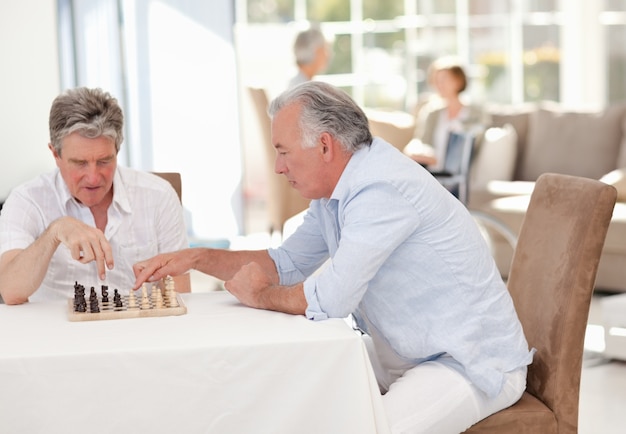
[363,336,527,434]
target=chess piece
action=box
[114,289,123,308]
[127,289,138,309]
[101,285,109,303]
[164,276,179,307]
[88,287,99,312]
[151,284,159,303]
[153,284,164,309]
[140,284,151,309]
[74,282,87,312]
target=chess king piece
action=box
[74,282,87,312]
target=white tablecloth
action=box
[0,291,389,433]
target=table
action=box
[0,291,389,433]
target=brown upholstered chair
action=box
[464,173,616,434]
[247,87,310,234]
[152,172,182,203]
[149,171,191,292]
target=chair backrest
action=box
[246,87,310,234]
[508,173,615,433]
[248,87,272,152]
[441,131,475,176]
[152,172,182,203]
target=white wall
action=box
[0,1,244,242]
[0,1,60,200]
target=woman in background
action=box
[404,57,490,170]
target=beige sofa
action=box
[368,102,626,292]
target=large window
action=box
[604,2,626,104]
[59,0,244,241]
[236,0,624,111]
[58,0,626,237]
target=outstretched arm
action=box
[0,217,114,304]
[133,248,306,315]
[132,247,279,290]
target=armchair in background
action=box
[152,172,182,203]
[247,87,310,235]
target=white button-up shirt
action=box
[0,166,188,301]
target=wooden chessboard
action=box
[67,293,187,322]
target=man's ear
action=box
[49,143,62,165]
[319,132,334,161]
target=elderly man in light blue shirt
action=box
[133,81,533,434]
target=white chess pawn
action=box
[166,278,179,308]
[140,284,151,309]
[127,289,138,309]
[154,284,164,309]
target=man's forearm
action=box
[192,248,279,284]
[0,228,60,304]
[259,283,307,315]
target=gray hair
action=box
[49,87,124,155]
[268,81,373,153]
[293,27,327,66]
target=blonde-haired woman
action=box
[404,57,490,170]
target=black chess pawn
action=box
[90,300,100,313]
[113,289,123,308]
[88,287,99,312]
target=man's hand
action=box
[0,216,115,304]
[52,217,114,280]
[224,262,274,309]
[133,250,193,290]
[224,262,307,315]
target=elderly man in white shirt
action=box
[0,87,189,304]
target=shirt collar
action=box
[55,169,74,208]
[327,139,374,204]
[111,168,132,213]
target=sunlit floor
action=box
[580,292,626,434]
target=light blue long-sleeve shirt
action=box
[268,137,533,398]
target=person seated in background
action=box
[404,56,491,170]
[288,25,331,88]
[133,81,533,434]
[0,87,190,304]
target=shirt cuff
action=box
[303,279,328,321]
[267,248,307,286]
